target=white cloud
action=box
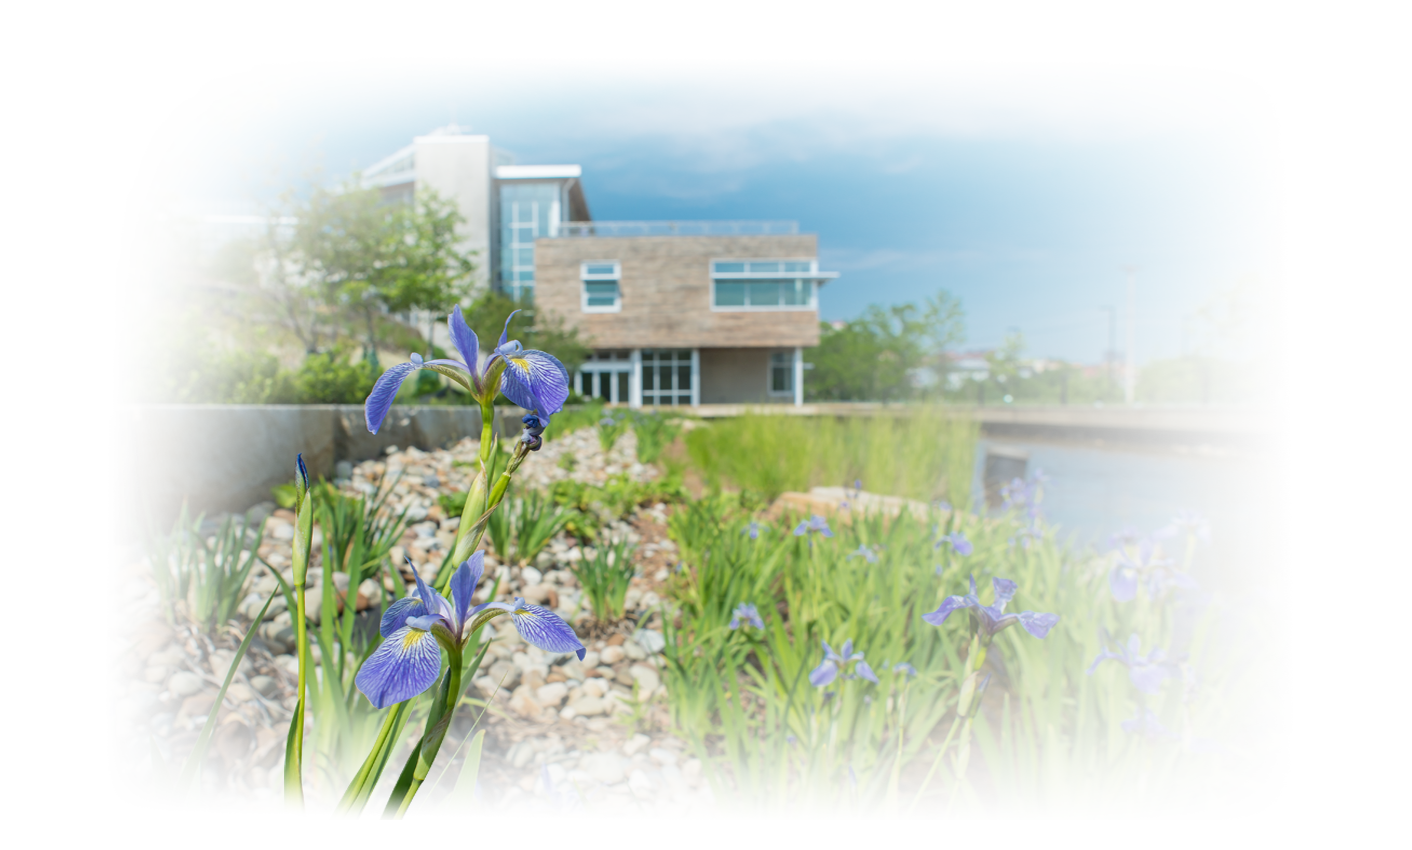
[561,56,1293,177]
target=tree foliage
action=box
[806,291,965,401]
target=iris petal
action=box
[380,596,426,638]
[922,594,975,626]
[856,659,879,684]
[448,306,480,377]
[1129,663,1170,695]
[355,627,443,709]
[991,578,1018,611]
[1109,566,1138,602]
[1016,611,1060,639]
[511,602,586,659]
[449,553,484,629]
[365,361,420,434]
[498,310,521,348]
[809,659,838,687]
[499,349,570,415]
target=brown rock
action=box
[117,561,151,581]
[214,718,254,763]
[167,722,201,756]
[606,634,626,646]
[127,615,174,660]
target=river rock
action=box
[168,671,204,697]
[629,664,661,695]
[583,752,625,784]
[623,640,647,661]
[509,686,542,719]
[521,567,543,585]
[633,629,666,655]
[535,682,569,708]
[569,696,607,717]
[682,758,703,786]
[224,682,256,703]
[623,733,650,757]
[600,645,625,665]
[249,675,278,697]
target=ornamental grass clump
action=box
[656,465,1245,815]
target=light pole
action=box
[1101,305,1116,395]
[1122,266,1137,405]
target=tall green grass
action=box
[684,408,977,504]
[658,494,1248,814]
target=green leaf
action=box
[149,734,172,813]
[180,592,274,786]
[381,739,423,818]
[446,730,485,808]
[107,638,139,672]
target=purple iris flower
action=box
[922,575,1059,641]
[1086,632,1176,695]
[793,515,834,537]
[1109,536,1196,601]
[365,306,570,434]
[809,640,878,687]
[521,413,547,451]
[743,521,764,540]
[729,602,765,630]
[530,762,595,813]
[892,662,918,678]
[1165,510,1212,544]
[999,478,1029,510]
[355,552,585,709]
[847,544,878,563]
[1108,527,1142,549]
[935,531,973,556]
[1118,705,1231,751]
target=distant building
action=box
[1270,151,1293,400]
[534,228,836,407]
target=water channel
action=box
[977,434,1293,593]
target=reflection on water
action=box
[973,437,1273,589]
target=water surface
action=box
[971,437,1293,590]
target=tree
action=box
[291,182,475,368]
[105,60,289,285]
[227,134,328,350]
[807,291,965,401]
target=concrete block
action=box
[125,404,336,525]
[107,406,139,539]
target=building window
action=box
[641,349,694,406]
[576,349,632,403]
[769,351,794,396]
[497,182,563,303]
[711,259,819,310]
[581,261,621,312]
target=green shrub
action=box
[297,348,378,404]
[572,537,637,622]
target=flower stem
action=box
[908,713,963,811]
[390,648,463,818]
[284,579,307,808]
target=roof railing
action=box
[553,220,798,237]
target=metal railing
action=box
[552,220,799,237]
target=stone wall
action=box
[123,404,496,527]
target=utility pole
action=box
[1101,305,1116,395]
[1122,266,1137,405]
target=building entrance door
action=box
[575,350,635,404]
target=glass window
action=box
[781,279,809,305]
[714,282,746,306]
[770,351,794,395]
[746,281,781,306]
[783,261,811,272]
[747,261,780,273]
[642,348,694,406]
[713,261,745,274]
[584,281,619,307]
[584,263,617,276]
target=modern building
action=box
[360,124,590,297]
[1270,151,1293,400]
[535,226,836,407]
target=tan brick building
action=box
[534,225,838,407]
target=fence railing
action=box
[552,220,799,237]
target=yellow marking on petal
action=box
[401,629,429,651]
[510,357,531,371]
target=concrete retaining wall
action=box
[123,404,493,526]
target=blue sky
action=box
[163,69,1276,364]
